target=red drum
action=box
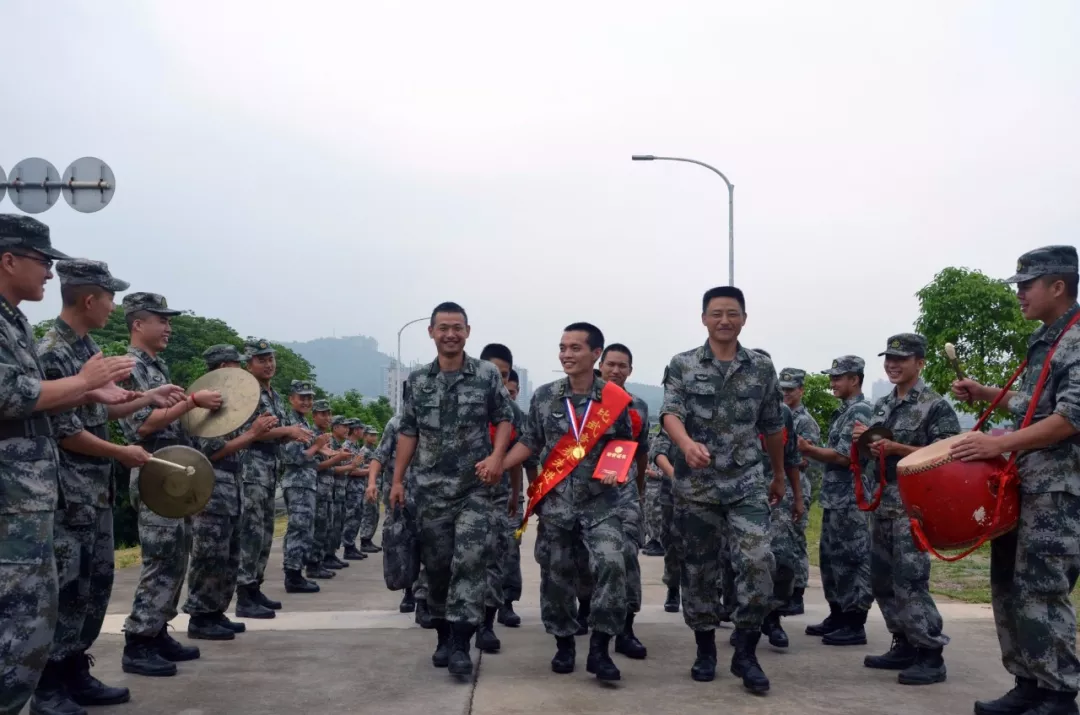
[897,433,1018,552]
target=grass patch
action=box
[114,515,288,569]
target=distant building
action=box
[385,358,425,412]
[515,367,532,409]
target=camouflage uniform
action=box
[184,346,245,622]
[661,343,783,632]
[0,215,68,715]
[778,368,820,593]
[342,438,373,549]
[648,429,681,590]
[399,355,514,627]
[764,403,803,615]
[119,294,192,641]
[519,376,634,638]
[281,382,320,574]
[236,340,287,591]
[327,421,351,559]
[375,415,419,589]
[864,335,957,660]
[310,400,334,566]
[816,357,874,624]
[990,247,1080,697]
[484,401,528,611]
[643,474,664,546]
[357,426,383,545]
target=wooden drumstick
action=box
[148,457,196,476]
[944,343,971,403]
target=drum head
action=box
[897,433,969,471]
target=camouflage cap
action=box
[364,426,378,435]
[778,367,806,389]
[1004,245,1079,284]
[821,355,865,376]
[0,214,70,260]
[203,343,241,367]
[348,420,365,431]
[312,399,331,413]
[879,333,928,358]
[122,292,181,317]
[244,338,275,358]
[289,379,315,396]
[56,258,129,292]
[331,416,349,427]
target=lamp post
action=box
[394,317,427,415]
[631,154,735,286]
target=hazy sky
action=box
[4,1,1077,390]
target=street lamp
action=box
[395,316,427,415]
[631,154,735,286]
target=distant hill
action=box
[278,335,392,397]
[625,382,663,421]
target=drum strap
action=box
[912,310,1080,561]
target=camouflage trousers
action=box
[768,502,799,612]
[283,487,317,572]
[485,492,511,609]
[0,512,58,715]
[819,505,873,614]
[643,478,663,543]
[313,475,334,564]
[787,473,812,589]
[870,513,948,648]
[236,482,275,588]
[503,496,524,603]
[124,505,191,637]
[182,513,241,616]
[574,499,643,612]
[328,476,347,556]
[675,494,774,631]
[49,504,114,664]
[341,478,366,548]
[535,514,627,638]
[416,490,493,625]
[992,491,1080,692]
[358,474,382,542]
[413,566,428,601]
[660,480,682,588]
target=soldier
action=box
[649,428,681,612]
[281,380,332,592]
[499,368,537,629]
[329,416,363,562]
[659,286,787,694]
[234,339,302,618]
[389,302,515,678]
[849,334,957,686]
[33,260,164,714]
[311,400,351,572]
[797,356,874,647]
[368,409,416,613]
[503,322,634,683]
[777,367,820,616]
[117,293,223,677]
[950,246,1080,715]
[356,425,383,553]
[184,346,279,636]
[341,421,374,556]
[641,459,666,557]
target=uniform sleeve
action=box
[756,368,784,436]
[372,421,397,465]
[796,413,821,445]
[927,398,961,443]
[38,347,83,439]
[0,338,43,421]
[660,357,686,421]
[1053,339,1080,430]
[784,408,801,468]
[399,376,419,438]
[518,391,544,454]
[649,430,672,466]
[613,405,634,440]
[279,413,307,466]
[118,362,153,443]
[194,435,227,461]
[636,403,651,450]
[488,369,515,427]
[836,401,873,458]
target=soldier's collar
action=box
[697,340,749,364]
[554,375,604,401]
[53,316,81,342]
[1032,302,1080,347]
[0,294,25,327]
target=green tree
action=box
[328,390,393,430]
[914,267,1036,418]
[801,373,839,436]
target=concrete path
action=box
[54,521,1010,715]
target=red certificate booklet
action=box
[592,440,639,483]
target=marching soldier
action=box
[281,380,331,592]
[951,246,1080,715]
[390,302,515,678]
[184,346,278,634]
[499,368,536,629]
[330,417,363,562]
[649,428,681,612]
[778,367,821,616]
[341,421,372,556]
[311,400,350,572]
[797,356,873,646]
[356,425,383,553]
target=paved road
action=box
[52,520,1012,715]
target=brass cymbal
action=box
[139,445,214,518]
[180,367,261,438]
[856,426,894,461]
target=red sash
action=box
[515,382,632,537]
[629,409,643,440]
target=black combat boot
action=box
[29,661,86,715]
[475,607,502,653]
[187,614,235,641]
[343,544,367,560]
[415,599,434,629]
[614,612,647,659]
[974,677,1040,715]
[822,609,868,646]
[575,599,591,636]
[155,625,201,662]
[664,585,680,613]
[864,633,917,670]
[778,587,805,616]
[1023,689,1080,715]
[448,622,477,676]
[805,601,842,636]
[399,588,416,613]
[690,630,717,682]
[360,538,381,553]
[252,583,282,610]
[898,647,947,685]
[235,585,275,619]
[585,631,621,681]
[322,556,344,570]
[761,611,789,648]
[305,563,335,579]
[730,628,770,694]
[552,635,576,673]
[284,568,320,593]
[497,599,521,627]
[121,633,177,677]
[63,653,130,707]
[642,539,665,556]
[431,619,452,668]
[212,611,246,633]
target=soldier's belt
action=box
[0,414,54,440]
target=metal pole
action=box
[395,317,427,415]
[631,154,735,286]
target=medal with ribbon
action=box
[565,397,593,461]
